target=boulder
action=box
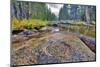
[12,32,96,65]
[12,29,39,43]
[40,26,60,33]
[39,33,95,62]
[18,29,35,36]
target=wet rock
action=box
[51,28,60,33]
[40,26,52,31]
[52,24,58,27]
[18,29,37,37]
[12,30,23,34]
[40,26,60,33]
[12,29,39,43]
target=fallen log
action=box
[80,35,96,53]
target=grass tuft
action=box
[12,18,48,30]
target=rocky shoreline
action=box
[11,26,96,66]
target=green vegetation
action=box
[61,23,95,38]
[11,1,57,21]
[79,29,95,38]
[73,21,96,26]
[90,21,96,25]
[11,1,96,38]
[73,21,87,26]
[72,26,95,38]
[59,4,96,22]
[12,18,48,30]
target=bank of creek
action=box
[11,24,96,66]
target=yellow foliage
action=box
[12,18,48,30]
[79,29,95,38]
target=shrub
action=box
[79,29,95,38]
[12,18,48,30]
[90,21,96,25]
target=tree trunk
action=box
[85,6,90,24]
